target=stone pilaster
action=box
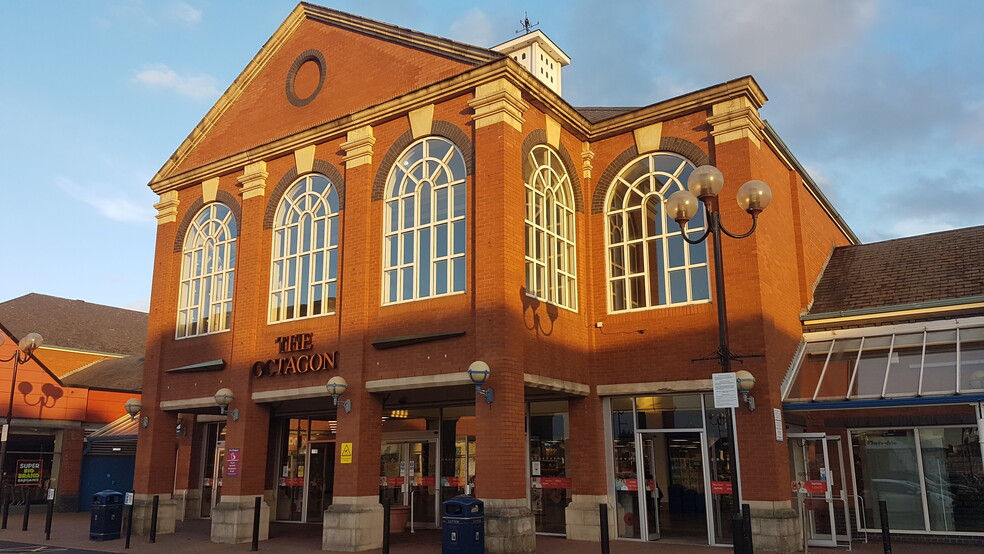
[340,126,375,168]
[707,95,765,147]
[468,78,527,131]
[154,191,180,224]
[238,161,269,199]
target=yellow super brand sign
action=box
[340,443,353,464]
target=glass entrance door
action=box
[635,431,709,543]
[380,439,439,528]
[789,433,851,547]
[200,423,225,518]
[275,418,336,523]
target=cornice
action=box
[150,58,773,197]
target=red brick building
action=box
[0,294,145,511]
[134,4,861,552]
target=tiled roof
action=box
[574,107,639,123]
[62,356,143,393]
[0,293,147,356]
[809,225,984,315]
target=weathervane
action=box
[517,12,539,34]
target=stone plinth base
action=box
[131,493,177,536]
[749,500,801,553]
[210,495,270,544]
[322,496,383,552]
[484,498,535,554]
[172,488,201,521]
[565,495,615,542]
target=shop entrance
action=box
[275,418,336,523]
[789,433,851,547]
[200,422,225,518]
[635,431,709,542]
[380,435,439,528]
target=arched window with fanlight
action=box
[177,203,237,338]
[382,136,467,304]
[605,153,710,312]
[269,174,340,322]
[525,144,577,310]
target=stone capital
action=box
[707,96,765,147]
[154,191,180,225]
[469,78,527,132]
[238,161,269,199]
[340,125,376,169]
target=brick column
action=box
[131,191,182,535]
[209,163,273,544]
[564,394,613,540]
[322,126,386,552]
[54,428,84,511]
[172,416,201,520]
[469,78,534,554]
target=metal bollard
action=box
[21,498,30,531]
[879,500,892,553]
[251,496,261,551]
[150,495,159,543]
[44,495,53,540]
[599,503,610,554]
[124,496,134,549]
[742,503,754,553]
[382,497,390,554]
[1,491,8,529]
[732,511,747,554]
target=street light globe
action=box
[18,333,43,355]
[124,398,143,418]
[467,361,490,386]
[214,388,234,407]
[686,165,725,198]
[735,370,756,392]
[736,180,772,214]
[326,376,348,396]
[665,190,700,224]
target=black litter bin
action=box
[442,495,484,553]
[90,490,124,541]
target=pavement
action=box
[0,506,981,553]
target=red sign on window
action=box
[539,477,572,489]
[804,480,827,493]
[711,481,733,495]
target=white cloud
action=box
[135,64,219,100]
[54,176,156,225]
[168,2,202,24]
[450,9,495,46]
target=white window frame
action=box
[525,145,577,311]
[176,203,236,339]
[269,174,340,323]
[382,137,467,304]
[605,153,710,313]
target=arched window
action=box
[525,145,577,310]
[382,137,467,304]
[605,153,709,312]
[177,203,236,338]
[270,174,339,322]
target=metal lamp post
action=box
[665,165,772,554]
[0,332,44,508]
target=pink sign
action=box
[225,448,240,477]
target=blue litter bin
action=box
[89,490,124,541]
[442,495,484,553]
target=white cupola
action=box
[492,30,570,96]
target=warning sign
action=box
[340,442,353,464]
[15,460,42,486]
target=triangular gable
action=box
[152,2,500,185]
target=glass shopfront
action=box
[852,426,984,534]
[609,393,735,545]
[528,401,570,535]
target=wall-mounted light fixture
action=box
[735,370,756,412]
[124,398,149,428]
[326,376,351,413]
[467,361,493,404]
[214,388,239,421]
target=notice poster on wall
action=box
[712,373,739,409]
[15,460,42,486]
[226,448,240,477]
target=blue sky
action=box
[2,0,982,311]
